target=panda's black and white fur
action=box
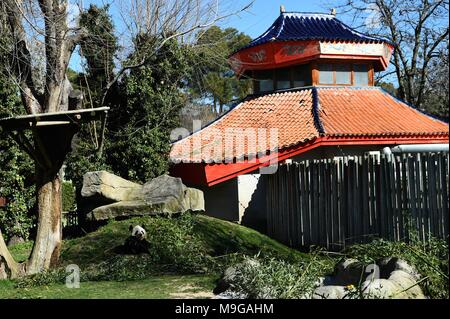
[114,225,150,255]
[129,225,147,240]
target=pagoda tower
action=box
[169,10,448,223]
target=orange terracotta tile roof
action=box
[170,87,448,163]
[319,88,448,137]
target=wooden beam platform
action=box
[0,107,109,132]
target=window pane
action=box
[260,79,274,92]
[319,64,333,84]
[254,70,274,93]
[277,81,290,90]
[276,68,291,90]
[354,64,369,86]
[293,80,305,87]
[335,64,351,84]
[292,65,310,87]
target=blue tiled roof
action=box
[237,12,390,52]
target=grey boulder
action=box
[81,171,142,203]
[82,172,204,221]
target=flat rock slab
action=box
[82,172,205,221]
[87,200,167,221]
[81,171,142,203]
[86,188,205,221]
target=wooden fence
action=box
[266,152,449,250]
[62,211,78,228]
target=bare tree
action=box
[0,0,253,278]
[334,0,449,109]
[0,0,88,278]
[101,0,253,106]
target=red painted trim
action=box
[205,138,321,186]
[205,136,448,186]
[175,135,449,186]
[230,40,392,76]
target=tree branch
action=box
[100,0,255,108]
[3,0,43,114]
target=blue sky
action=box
[69,0,334,71]
[217,0,328,38]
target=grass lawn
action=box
[0,274,217,299]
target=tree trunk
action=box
[0,125,77,279]
[26,170,62,274]
[0,230,24,279]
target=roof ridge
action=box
[282,12,335,17]
[312,87,325,135]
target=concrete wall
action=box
[196,174,268,233]
[199,178,239,222]
[238,174,267,233]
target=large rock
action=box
[81,171,142,203]
[361,271,425,299]
[332,259,367,286]
[141,175,186,204]
[82,173,205,221]
[315,257,426,299]
[362,258,425,299]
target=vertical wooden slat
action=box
[429,153,439,238]
[277,166,283,243]
[331,158,339,249]
[293,164,302,247]
[318,160,327,247]
[303,160,311,246]
[361,155,370,242]
[354,157,360,242]
[400,154,409,241]
[414,154,424,241]
[325,159,333,249]
[378,155,387,239]
[421,153,430,240]
[341,157,348,248]
[394,155,403,241]
[440,153,449,238]
[407,155,417,241]
[266,174,272,237]
[284,165,290,244]
[311,161,319,244]
[435,153,444,238]
[386,154,395,241]
[369,156,377,235]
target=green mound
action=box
[8,213,307,287]
[61,213,306,268]
[193,214,306,262]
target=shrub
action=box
[0,71,35,241]
[0,145,35,241]
[62,181,76,212]
[223,251,334,299]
